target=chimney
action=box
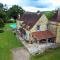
[36,10,40,15]
[53,10,58,19]
[57,9,60,20]
[18,14,20,20]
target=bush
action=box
[0,19,4,28]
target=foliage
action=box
[0,9,6,21]
[44,11,55,19]
[0,3,7,22]
[0,3,3,8]
[0,3,24,23]
[7,5,25,19]
[0,19,4,28]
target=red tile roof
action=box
[32,30,55,40]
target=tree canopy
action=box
[0,3,25,23]
[7,5,25,19]
[44,11,55,19]
[0,3,3,8]
[0,18,4,28]
[0,3,7,22]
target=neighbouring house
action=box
[16,12,55,43]
[48,10,60,43]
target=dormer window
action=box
[37,25,40,31]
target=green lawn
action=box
[31,48,60,60]
[0,23,23,60]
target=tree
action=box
[0,18,4,28]
[8,5,25,19]
[0,8,7,22]
[0,3,7,22]
[0,3,25,23]
[0,3,3,8]
[37,10,40,13]
[44,11,55,19]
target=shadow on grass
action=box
[0,30,4,33]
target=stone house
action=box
[16,12,55,43]
[48,10,60,43]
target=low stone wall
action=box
[25,43,57,55]
[17,35,59,55]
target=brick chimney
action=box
[53,10,58,19]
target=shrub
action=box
[0,19,4,28]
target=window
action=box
[37,25,40,31]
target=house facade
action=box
[30,14,48,32]
[48,10,60,43]
[17,12,55,43]
[49,22,60,43]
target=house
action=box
[16,12,55,43]
[48,10,60,43]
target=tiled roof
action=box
[32,30,55,40]
[19,12,42,29]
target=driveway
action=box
[12,47,30,60]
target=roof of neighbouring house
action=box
[50,10,60,22]
[32,30,55,40]
[18,12,42,29]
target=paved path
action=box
[12,47,30,60]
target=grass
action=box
[31,48,60,60]
[5,23,16,28]
[0,23,23,60]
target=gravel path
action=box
[12,47,30,60]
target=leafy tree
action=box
[0,8,6,20]
[0,3,7,22]
[37,10,40,13]
[0,18,4,28]
[0,3,3,8]
[7,5,25,19]
[0,18,4,33]
[0,3,25,23]
[44,11,55,19]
